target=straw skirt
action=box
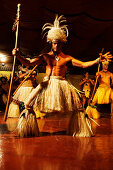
[32,76,82,113]
[26,76,93,137]
[93,84,113,104]
[8,81,33,118]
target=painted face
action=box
[52,40,62,53]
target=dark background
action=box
[0,0,113,74]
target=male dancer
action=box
[86,60,113,119]
[12,15,106,137]
[80,72,94,109]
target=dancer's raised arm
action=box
[12,48,43,66]
[71,57,100,68]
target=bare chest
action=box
[101,72,110,79]
[45,56,70,67]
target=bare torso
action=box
[43,51,72,77]
[98,70,112,86]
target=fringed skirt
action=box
[93,84,113,104]
[8,85,33,118]
[67,112,93,137]
[32,76,83,113]
[86,106,100,119]
[13,86,33,102]
[16,109,39,137]
[17,76,93,137]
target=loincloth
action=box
[83,89,91,98]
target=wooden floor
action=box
[0,112,113,170]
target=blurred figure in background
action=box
[0,78,6,111]
[0,76,9,111]
[8,65,38,117]
[80,72,94,109]
[86,60,113,119]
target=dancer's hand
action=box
[99,52,113,62]
[12,48,20,56]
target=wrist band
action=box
[89,103,97,108]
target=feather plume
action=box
[42,15,68,42]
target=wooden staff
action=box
[13,64,38,95]
[4,4,21,121]
[89,48,104,103]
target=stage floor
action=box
[0,112,113,170]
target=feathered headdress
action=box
[42,15,68,42]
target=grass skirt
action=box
[31,76,82,113]
[25,76,93,137]
[8,86,33,118]
[8,101,20,118]
[86,106,100,119]
[93,85,113,104]
[16,109,39,137]
[67,112,93,137]
[13,86,33,102]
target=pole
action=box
[89,48,104,102]
[4,4,21,121]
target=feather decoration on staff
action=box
[12,9,20,32]
[4,4,39,137]
[4,4,21,121]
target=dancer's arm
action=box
[89,79,95,85]
[79,78,86,86]
[71,57,100,68]
[12,48,43,66]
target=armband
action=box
[89,103,97,108]
[96,58,100,64]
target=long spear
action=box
[4,4,21,121]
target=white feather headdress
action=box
[42,15,69,42]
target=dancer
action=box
[80,72,94,109]
[12,15,106,137]
[86,59,113,119]
[8,65,37,118]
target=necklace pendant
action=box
[55,56,60,61]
